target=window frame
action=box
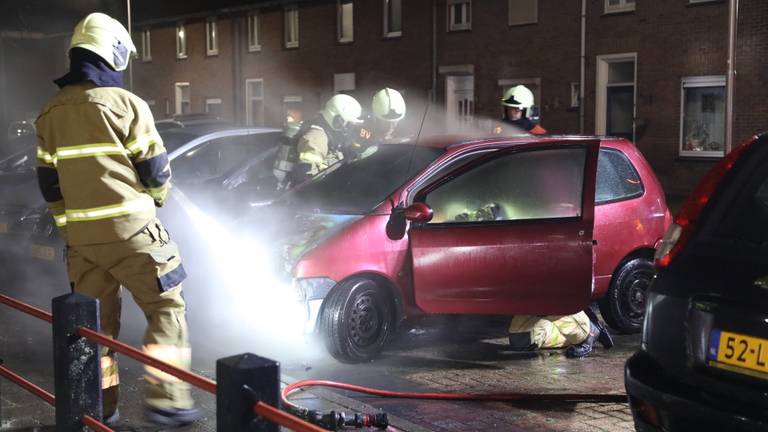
[204,97,223,114]
[176,22,187,59]
[206,18,219,56]
[248,10,262,52]
[604,0,635,14]
[338,0,354,43]
[508,0,538,26]
[174,82,191,115]
[413,146,588,225]
[141,28,152,62]
[447,0,472,32]
[383,0,402,38]
[679,75,727,159]
[245,78,265,126]
[284,5,300,49]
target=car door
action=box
[408,140,600,315]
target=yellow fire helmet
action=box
[70,12,136,71]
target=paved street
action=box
[1,260,636,432]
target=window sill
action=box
[176,55,188,60]
[206,51,219,57]
[686,0,724,7]
[601,10,635,17]
[383,32,402,40]
[248,45,262,53]
[284,43,299,49]
[508,21,538,28]
[337,39,354,45]
[676,155,724,162]
[141,58,152,63]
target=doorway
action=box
[596,54,636,141]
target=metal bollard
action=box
[52,293,102,431]
[216,353,280,432]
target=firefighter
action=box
[495,85,547,135]
[508,312,613,358]
[273,94,364,188]
[35,13,199,426]
[371,87,406,142]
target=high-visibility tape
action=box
[101,356,120,389]
[65,196,154,223]
[37,147,57,166]
[125,134,161,156]
[143,344,192,384]
[298,152,326,165]
[53,213,67,227]
[56,143,127,160]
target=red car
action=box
[264,135,670,362]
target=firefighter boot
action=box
[565,323,600,358]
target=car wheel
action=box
[598,257,655,334]
[320,278,394,363]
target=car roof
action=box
[163,126,282,160]
[412,134,630,151]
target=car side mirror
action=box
[404,202,433,223]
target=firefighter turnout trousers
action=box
[66,218,192,413]
[508,312,592,349]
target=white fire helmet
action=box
[70,13,136,71]
[501,85,535,115]
[372,88,406,123]
[321,94,364,130]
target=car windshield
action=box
[280,144,443,215]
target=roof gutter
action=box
[134,0,316,27]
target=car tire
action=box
[598,257,655,334]
[320,278,394,363]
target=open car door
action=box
[408,139,600,315]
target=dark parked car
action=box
[244,135,670,362]
[625,133,768,431]
[0,125,281,267]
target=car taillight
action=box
[655,136,759,268]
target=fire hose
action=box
[281,379,628,431]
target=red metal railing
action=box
[0,293,324,432]
[0,364,110,431]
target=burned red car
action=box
[257,135,670,362]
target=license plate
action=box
[30,244,55,261]
[709,329,768,379]
[0,222,7,233]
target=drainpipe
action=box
[431,0,437,103]
[232,13,243,125]
[579,0,586,134]
[725,0,738,153]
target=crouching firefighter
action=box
[273,94,364,189]
[35,13,200,427]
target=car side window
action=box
[595,148,643,204]
[172,136,257,183]
[421,147,586,224]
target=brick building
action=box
[2,0,764,195]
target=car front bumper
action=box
[625,351,768,432]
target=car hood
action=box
[241,206,363,278]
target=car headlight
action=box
[293,277,336,302]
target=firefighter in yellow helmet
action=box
[495,85,547,135]
[35,13,199,426]
[274,93,364,188]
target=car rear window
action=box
[596,148,643,204]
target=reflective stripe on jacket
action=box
[35,82,171,246]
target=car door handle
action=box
[593,239,598,245]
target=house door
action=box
[446,75,474,132]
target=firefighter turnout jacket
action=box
[35,82,171,246]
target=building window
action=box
[383,0,402,38]
[248,11,261,51]
[334,73,356,94]
[174,82,190,115]
[205,98,222,116]
[141,28,152,61]
[508,0,538,26]
[570,82,580,108]
[283,95,303,124]
[245,79,265,126]
[448,0,471,31]
[206,18,218,56]
[605,0,635,14]
[338,0,354,43]
[176,23,187,59]
[680,76,726,158]
[284,6,299,48]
